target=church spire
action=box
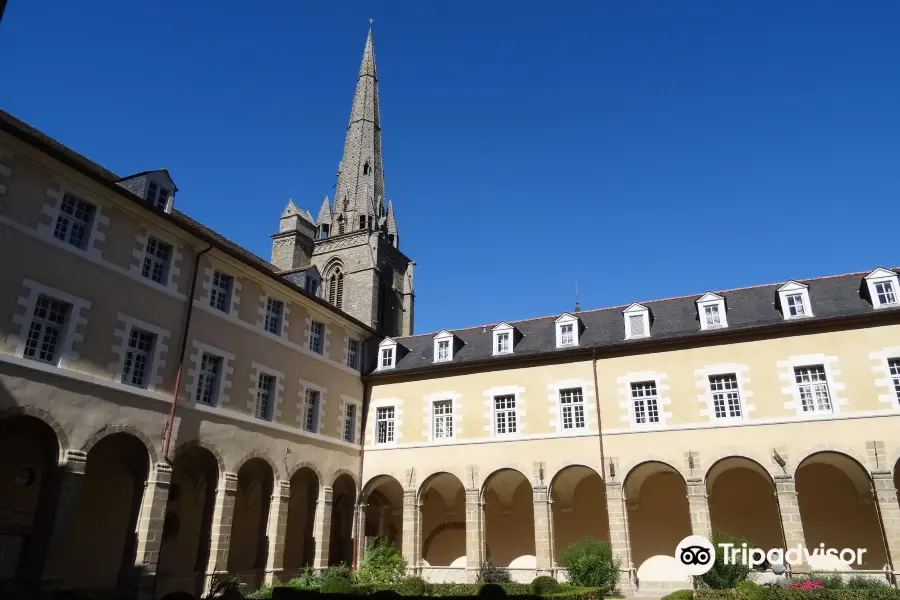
[332,25,384,232]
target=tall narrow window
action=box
[559,323,575,346]
[210,271,233,312]
[889,359,900,404]
[303,389,320,432]
[24,295,71,365]
[794,366,831,413]
[343,404,357,442]
[437,339,450,361]
[121,328,156,388]
[380,347,394,369]
[53,194,95,250]
[433,400,454,439]
[631,382,659,425]
[306,276,319,296]
[786,294,807,317]
[493,395,517,435]
[359,216,366,229]
[141,237,172,285]
[363,161,370,175]
[709,374,741,419]
[559,388,586,430]
[147,182,171,210]
[309,321,324,354]
[336,273,344,309]
[629,314,646,337]
[195,353,222,406]
[496,332,510,354]
[338,217,345,234]
[255,374,275,421]
[376,406,395,444]
[703,305,721,328]
[328,271,344,309]
[264,298,284,335]
[347,339,360,369]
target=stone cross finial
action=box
[369,18,374,27]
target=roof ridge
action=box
[394,266,897,341]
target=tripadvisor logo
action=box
[676,535,867,575]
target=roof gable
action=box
[696,292,724,303]
[623,303,649,314]
[379,337,398,348]
[866,268,897,280]
[433,329,455,339]
[777,280,808,292]
[555,313,579,323]
[492,321,515,332]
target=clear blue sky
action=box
[3,1,899,334]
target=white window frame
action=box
[623,303,651,340]
[308,321,325,354]
[865,268,900,309]
[555,313,580,348]
[146,181,172,211]
[303,388,321,433]
[793,364,833,414]
[209,270,235,313]
[141,236,174,286]
[8,280,91,369]
[492,322,515,356]
[492,394,519,436]
[707,373,744,420]
[120,326,157,389]
[777,281,813,320]
[52,193,97,251]
[375,405,396,444]
[630,381,661,426]
[255,372,277,421]
[110,314,170,392]
[558,387,587,431]
[38,187,107,259]
[433,330,455,362]
[263,297,285,335]
[343,402,358,442]
[377,338,398,370]
[696,292,728,330]
[22,295,72,366]
[431,399,455,440]
[347,337,360,370]
[888,358,900,405]
[195,352,224,407]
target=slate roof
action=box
[0,108,377,335]
[379,269,900,375]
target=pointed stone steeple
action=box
[316,195,333,225]
[385,200,399,248]
[332,26,385,232]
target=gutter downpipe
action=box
[162,244,213,461]
[353,378,373,570]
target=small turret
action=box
[271,198,315,271]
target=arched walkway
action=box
[624,461,690,569]
[227,458,274,585]
[157,445,220,595]
[482,468,534,567]
[362,475,404,553]
[550,465,608,564]
[65,432,150,591]
[0,415,61,581]
[419,472,466,567]
[284,467,319,573]
[329,473,356,566]
[796,451,885,570]
[706,457,782,552]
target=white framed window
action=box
[709,374,742,419]
[347,338,360,369]
[147,182,171,210]
[343,403,357,442]
[210,271,234,312]
[381,347,394,368]
[255,373,276,421]
[432,399,454,439]
[696,292,728,330]
[121,328,156,388]
[23,295,71,365]
[623,304,651,339]
[492,322,515,356]
[777,281,813,320]
[555,313,580,348]
[376,406,395,444]
[306,276,320,296]
[794,365,832,413]
[196,353,222,406]
[437,340,450,360]
[865,268,900,309]
[303,389,320,432]
[559,388,586,430]
[378,338,398,370]
[497,332,510,353]
[309,321,324,354]
[141,237,173,285]
[493,394,518,435]
[433,330,455,362]
[888,358,900,404]
[264,298,284,335]
[53,194,96,250]
[630,381,660,425]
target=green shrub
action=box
[477,559,512,583]
[532,576,563,596]
[204,574,246,599]
[246,586,273,599]
[356,537,409,585]
[559,538,620,589]
[696,589,900,600]
[398,576,429,596]
[698,532,753,590]
[321,564,354,582]
[545,587,606,600]
[847,576,889,590]
[287,566,322,588]
[734,580,764,600]
[321,576,353,594]
[807,572,846,590]
[662,591,694,600]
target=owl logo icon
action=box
[676,535,716,575]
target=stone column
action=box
[872,470,900,579]
[533,486,552,576]
[313,486,334,569]
[132,461,173,599]
[204,472,238,592]
[605,482,634,594]
[401,490,421,574]
[355,503,368,567]
[685,477,712,540]
[465,488,484,583]
[41,450,88,587]
[774,474,807,571]
[263,480,291,585]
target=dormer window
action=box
[492,322,515,356]
[623,303,651,340]
[865,268,900,309]
[147,182,170,210]
[696,292,728,331]
[433,330,456,363]
[777,281,813,320]
[555,313,580,348]
[377,337,399,370]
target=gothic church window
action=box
[328,270,344,310]
[363,161,370,175]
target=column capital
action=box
[63,449,88,474]
[871,469,893,480]
[219,472,239,493]
[273,479,291,499]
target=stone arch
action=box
[422,522,465,559]
[547,463,603,494]
[360,475,404,553]
[361,472,404,502]
[418,470,467,502]
[330,468,357,490]
[288,461,324,486]
[704,454,777,490]
[549,464,609,564]
[82,423,158,466]
[479,465,532,500]
[481,467,535,567]
[322,257,345,276]
[329,470,357,565]
[792,444,872,479]
[172,439,226,477]
[702,450,779,485]
[0,404,68,460]
[619,455,689,486]
[418,471,467,567]
[284,463,322,570]
[232,450,281,480]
